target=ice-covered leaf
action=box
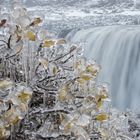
[17,90,32,104]
[64,122,73,133]
[95,113,108,121]
[80,73,91,81]
[26,31,36,41]
[98,85,108,99]
[98,128,109,139]
[0,19,6,27]
[42,40,56,48]
[39,58,49,69]
[56,38,66,45]
[0,126,6,140]
[77,72,92,84]
[30,17,42,26]
[0,79,13,89]
[52,66,58,75]
[86,64,100,77]
[58,86,68,102]
[95,95,103,108]
[4,107,20,126]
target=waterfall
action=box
[68,25,140,112]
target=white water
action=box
[68,25,140,112]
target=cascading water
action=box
[68,25,140,112]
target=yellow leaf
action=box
[17,91,31,103]
[64,122,73,133]
[86,64,100,77]
[100,94,107,100]
[26,31,36,41]
[76,78,86,84]
[58,87,67,102]
[98,86,108,99]
[11,116,20,125]
[81,74,91,81]
[95,95,103,108]
[42,40,55,48]
[79,72,92,82]
[96,94,106,101]
[76,72,91,84]
[95,113,108,121]
[53,67,58,75]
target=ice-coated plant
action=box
[0,0,140,140]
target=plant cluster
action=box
[0,1,139,140]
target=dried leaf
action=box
[80,74,91,81]
[96,100,102,108]
[4,107,17,125]
[16,35,22,43]
[17,91,31,103]
[86,95,95,103]
[0,19,6,27]
[30,17,42,26]
[86,64,100,77]
[64,122,73,133]
[77,72,92,84]
[98,86,108,99]
[76,78,85,84]
[58,86,67,102]
[56,113,65,124]
[0,80,13,89]
[77,73,92,84]
[11,115,20,125]
[95,95,103,108]
[0,127,6,140]
[26,31,36,41]
[95,113,108,121]
[42,40,55,48]
[53,67,58,75]
[95,91,107,108]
